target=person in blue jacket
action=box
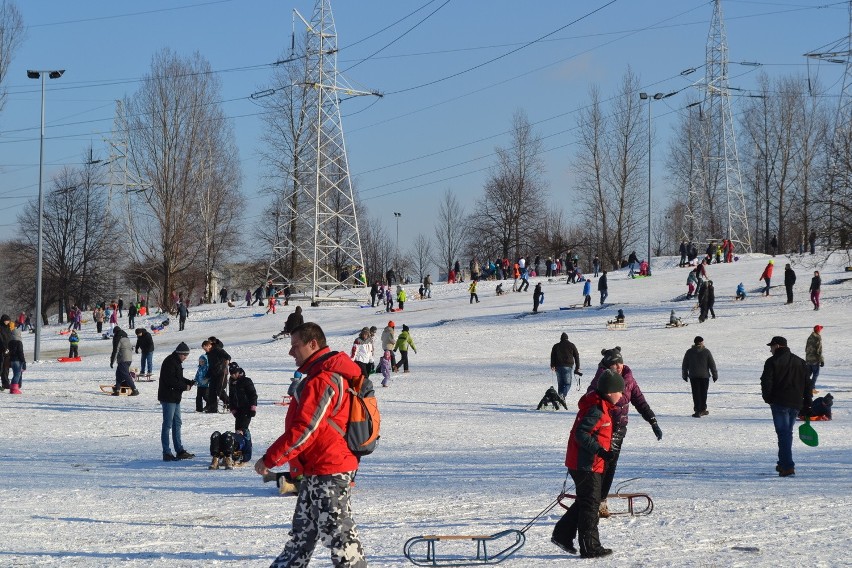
[583,279,592,307]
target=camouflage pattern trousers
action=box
[270,471,366,568]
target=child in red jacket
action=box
[552,369,624,558]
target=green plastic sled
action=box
[799,417,819,447]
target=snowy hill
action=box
[2,252,850,567]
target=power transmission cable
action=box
[27,0,237,29]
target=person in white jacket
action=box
[350,327,374,376]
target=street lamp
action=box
[27,68,65,361]
[393,212,402,278]
[639,91,672,277]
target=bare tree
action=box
[123,49,241,310]
[467,110,547,259]
[359,211,392,284]
[10,165,122,323]
[0,1,25,120]
[575,69,646,268]
[434,189,468,279]
[410,233,434,282]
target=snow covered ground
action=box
[1,252,849,567]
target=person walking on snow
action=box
[759,260,774,296]
[468,280,480,303]
[382,321,398,371]
[597,271,608,305]
[682,336,718,417]
[586,347,662,518]
[394,324,417,373]
[583,279,592,307]
[760,336,811,477]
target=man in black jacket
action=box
[204,337,231,413]
[597,272,608,305]
[760,336,811,477]
[134,328,155,379]
[682,336,718,417]
[158,342,195,461]
[784,264,797,304]
[550,333,581,399]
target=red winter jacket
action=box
[565,391,615,473]
[760,264,774,280]
[263,347,360,476]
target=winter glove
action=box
[712,377,717,383]
[820,362,824,368]
[650,419,663,441]
[110,362,114,369]
[249,405,257,417]
[596,447,614,460]
[683,376,688,382]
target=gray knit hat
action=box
[597,369,625,395]
[600,346,623,367]
[175,342,190,354]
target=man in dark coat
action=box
[0,314,12,390]
[760,336,811,477]
[134,328,155,378]
[533,282,543,313]
[158,342,195,461]
[177,300,189,331]
[550,333,581,398]
[274,306,304,339]
[682,336,718,417]
[784,264,796,304]
[597,272,608,306]
[204,337,231,413]
[228,362,258,453]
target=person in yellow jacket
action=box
[469,279,480,304]
[396,285,407,311]
[393,324,417,373]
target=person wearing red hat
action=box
[805,326,824,394]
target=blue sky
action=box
[0,0,848,256]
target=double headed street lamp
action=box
[638,91,673,277]
[27,69,65,361]
[393,212,402,279]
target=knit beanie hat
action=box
[175,342,190,354]
[560,332,568,341]
[597,369,625,395]
[600,346,623,367]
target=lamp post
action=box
[393,211,401,278]
[27,69,65,362]
[639,91,671,277]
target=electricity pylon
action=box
[805,0,852,247]
[266,0,377,304]
[695,0,752,252]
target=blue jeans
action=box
[770,404,799,470]
[140,351,154,375]
[807,363,820,390]
[555,367,574,398]
[161,402,184,455]
[10,361,23,386]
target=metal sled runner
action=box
[403,529,525,567]
[557,478,654,516]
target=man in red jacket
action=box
[255,322,366,568]
[551,369,624,558]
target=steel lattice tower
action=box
[266,0,374,303]
[698,0,752,251]
[805,0,852,247]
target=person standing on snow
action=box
[805,325,824,395]
[158,342,195,462]
[583,279,592,307]
[382,321,398,372]
[468,279,480,304]
[682,336,718,417]
[784,263,796,304]
[370,282,379,307]
[759,260,774,296]
[597,271,608,306]
[809,270,821,311]
[350,327,374,377]
[550,332,580,399]
[586,347,662,518]
[533,282,543,313]
[135,328,155,379]
[110,326,138,396]
[760,336,811,477]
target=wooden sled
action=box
[274,395,292,407]
[558,491,653,516]
[606,321,627,330]
[665,322,688,328]
[403,529,525,567]
[100,385,133,395]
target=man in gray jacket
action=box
[110,326,138,395]
[682,336,717,417]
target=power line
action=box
[26,0,237,29]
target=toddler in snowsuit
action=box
[385,288,394,312]
[208,430,252,470]
[735,282,747,301]
[68,330,80,358]
[379,350,393,387]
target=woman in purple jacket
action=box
[586,346,663,517]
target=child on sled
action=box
[208,430,252,470]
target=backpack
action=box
[328,373,381,458]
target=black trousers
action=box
[398,350,410,371]
[600,426,626,498]
[553,469,603,550]
[690,377,710,413]
[196,386,208,412]
[785,284,794,303]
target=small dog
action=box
[537,386,568,411]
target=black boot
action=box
[578,530,612,558]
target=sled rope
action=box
[519,474,574,534]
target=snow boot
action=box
[598,500,611,518]
[223,456,234,470]
[176,449,195,460]
[551,536,577,554]
[130,389,140,396]
[578,530,612,558]
[208,457,220,470]
[9,384,21,394]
